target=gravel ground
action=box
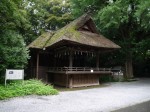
[113,100,150,112]
[0,78,150,112]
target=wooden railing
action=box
[49,67,112,72]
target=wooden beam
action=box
[36,52,39,79]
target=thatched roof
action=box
[28,14,120,49]
[28,32,54,49]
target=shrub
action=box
[99,74,112,83]
[0,79,58,100]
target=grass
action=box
[0,79,58,100]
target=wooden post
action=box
[69,75,73,88]
[66,74,69,87]
[36,52,39,79]
[54,56,56,67]
[30,56,33,78]
[96,52,99,70]
[69,49,73,88]
[69,50,73,68]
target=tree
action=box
[70,0,107,17]
[70,0,150,79]
[0,31,29,80]
[0,0,32,46]
[23,0,72,34]
[45,0,72,30]
[0,1,30,81]
[97,0,150,79]
[0,0,30,32]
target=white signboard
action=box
[5,69,24,85]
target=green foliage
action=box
[134,38,150,60]
[0,0,33,45]
[97,0,130,29]
[70,0,150,77]
[135,0,150,29]
[0,0,73,45]
[0,79,58,100]
[0,30,29,79]
[0,1,30,81]
[0,0,30,31]
[70,0,107,18]
[45,0,72,30]
[24,0,72,31]
[21,0,73,44]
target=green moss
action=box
[45,23,80,47]
[30,15,89,48]
[32,32,53,48]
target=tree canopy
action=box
[0,0,30,31]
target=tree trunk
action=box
[124,52,134,79]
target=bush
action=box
[99,75,112,83]
[0,79,58,100]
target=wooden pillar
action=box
[69,50,73,88]
[96,52,99,69]
[66,74,69,87]
[36,52,39,79]
[29,55,33,78]
[69,75,73,88]
[54,56,56,67]
[69,50,73,68]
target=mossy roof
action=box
[28,14,120,49]
[28,32,54,49]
